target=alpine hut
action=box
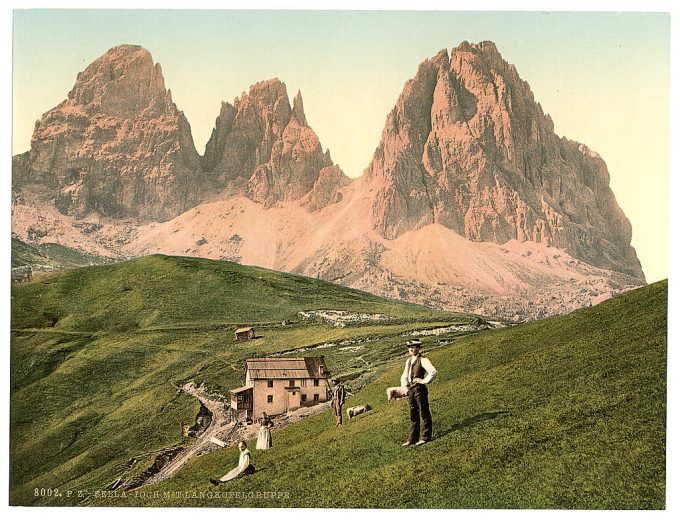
[230,357,331,419]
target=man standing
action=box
[331,379,346,427]
[400,339,437,446]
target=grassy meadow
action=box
[103,280,667,509]
[10,255,466,506]
[10,254,666,508]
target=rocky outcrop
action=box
[202,79,348,208]
[11,41,647,320]
[14,45,204,221]
[301,166,349,212]
[365,41,644,280]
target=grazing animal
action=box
[387,386,409,402]
[346,404,372,421]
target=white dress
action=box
[219,449,252,482]
[256,425,272,450]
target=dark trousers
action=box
[407,384,432,443]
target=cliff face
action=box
[14,46,347,222]
[12,41,647,320]
[14,45,204,221]
[365,41,644,280]
[202,80,348,208]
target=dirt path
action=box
[139,382,331,488]
[142,382,237,487]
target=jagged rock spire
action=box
[14,45,203,221]
[202,79,348,209]
[364,41,644,280]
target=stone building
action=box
[230,357,331,419]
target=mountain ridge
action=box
[11,41,646,320]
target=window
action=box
[267,395,273,403]
[299,379,307,387]
[313,393,319,402]
[301,394,307,402]
[313,379,320,387]
[267,380,273,388]
[289,379,295,387]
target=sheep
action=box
[386,386,409,402]
[346,404,372,421]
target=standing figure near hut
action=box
[331,379,346,427]
[209,441,255,485]
[256,411,273,450]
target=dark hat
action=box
[406,339,422,347]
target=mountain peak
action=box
[476,40,500,54]
[365,41,644,280]
[16,44,202,221]
[67,44,170,118]
[202,78,348,209]
[292,90,307,126]
[453,40,499,55]
[239,78,289,107]
[432,48,450,69]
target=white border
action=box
[2,2,676,522]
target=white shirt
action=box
[400,355,437,387]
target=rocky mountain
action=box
[365,41,643,279]
[202,79,348,209]
[12,45,205,221]
[11,42,646,320]
[13,45,348,223]
[123,188,643,322]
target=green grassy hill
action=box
[11,254,455,332]
[104,280,667,509]
[11,236,115,272]
[10,255,467,506]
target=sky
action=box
[11,9,670,283]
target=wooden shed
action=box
[235,327,255,341]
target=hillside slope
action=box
[11,254,450,332]
[114,280,667,509]
[10,255,470,506]
[11,236,116,273]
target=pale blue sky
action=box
[12,10,669,282]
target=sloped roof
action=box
[250,369,312,379]
[230,385,253,394]
[235,327,255,334]
[246,357,329,379]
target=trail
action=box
[142,382,237,487]
[138,382,330,488]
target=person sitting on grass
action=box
[209,440,255,485]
